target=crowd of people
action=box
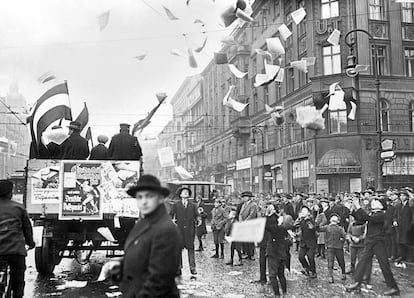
[170,188,414,297]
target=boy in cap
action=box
[0,180,35,298]
[211,198,227,259]
[318,214,347,283]
[89,135,109,160]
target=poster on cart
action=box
[59,160,141,220]
[29,160,61,205]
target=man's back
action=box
[90,144,109,160]
[61,133,90,160]
[108,133,142,160]
[0,200,34,256]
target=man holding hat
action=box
[0,180,35,298]
[89,135,109,160]
[60,121,90,159]
[108,123,143,160]
[102,175,181,298]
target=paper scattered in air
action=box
[235,8,254,23]
[188,48,198,68]
[291,7,306,25]
[105,292,122,298]
[228,64,247,79]
[274,68,285,82]
[134,52,147,60]
[348,101,357,120]
[158,147,175,168]
[56,280,87,290]
[302,57,316,67]
[254,63,280,87]
[327,29,341,46]
[327,82,341,97]
[296,106,325,131]
[265,104,283,114]
[329,89,346,111]
[171,49,187,58]
[221,35,238,46]
[266,37,285,57]
[278,24,292,40]
[194,37,208,53]
[155,92,167,103]
[97,227,116,242]
[214,52,228,64]
[97,261,121,282]
[98,11,110,31]
[255,49,273,62]
[175,166,194,180]
[38,71,57,84]
[355,65,370,73]
[163,6,179,20]
[290,60,307,73]
[229,217,266,243]
[222,85,248,112]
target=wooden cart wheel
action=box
[35,237,57,275]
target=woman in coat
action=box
[314,202,327,258]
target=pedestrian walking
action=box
[60,121,90,159]
[108,175,182,298]
[108,123,143,160]
[0,180,35,298]
[89,135,109,160]
[266,207,289,297]
[346,196,399,296]
[318,214,346,283]
[211,198,227,259]
[169,187,198,276]
[294,206,317,278]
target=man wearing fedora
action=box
[237,191,258,260]
[60,121,90,160]
[0,180,35,298]
[169,187,198,276]
[108,123,143,160]
[103,175,181,298]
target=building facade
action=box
[0,83,30,178]
[161,0,414,194]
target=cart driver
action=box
[0,180,35,298]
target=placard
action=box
[350,178,362,193]
[316,179,329,194]
[30,162,61,204]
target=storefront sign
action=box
[315,166,361,175]
[366,136,414,152]
[350,178,362,193]
[316,179,329,194]
[264,171,273,180]
[227,162,236,172]
[236,157,252,170]
[282,141,312,159]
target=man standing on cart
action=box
[0,180,35,298]
[108,123,143,160]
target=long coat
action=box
[238,200,258,221]
[265,214,289,260]
[121,205,181,298]
[60,132,90,160]
[108,132,143,160]
[211,206,227,231]
[170,201,198,249]
[89,143,109,160]
[396,202,414,244]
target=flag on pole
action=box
[85,127,93,147]
[132,94,168,135]
[74,102,89,132]
[27,82,72,156]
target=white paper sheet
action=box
[158,147,175,168]
[302,57,316,67]
[327,29,341,46]
[175,166,194,180]
[255,49,273,62]
[296,106,325,131]
[348,101,357,120]
[266,37,285,57]
[188,48,198,68]
[163,6,179,20]
[291,7,306,25]
[229,217,266,243]
[226,98,248,112]
[328,82,341,97]
[97,227,116,242]
[290,60,307,73]
[171,49,187,58]
[235,8,254,23]
[194,37,208,53]
[134,52,147,60]
[222,85,235,105]
[97,11,110,31]
[274,68,285,82]
[228,64,247,79]
[329,90,346,111]
[278,24,292,40]
[33,226,44,247]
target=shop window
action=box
[323,45,341,75]
[329,110,347,134]
[286,68,295,94]
[371,45,388,76]
[402,3,414,23]
[383,155,414,175]
[369,0,386,21]
[321,0,339,19]
[291,159,309,193]
[405,48,414,77]
[380,99,390,132]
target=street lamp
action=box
[344,29,383,190]
[251,126,265,193]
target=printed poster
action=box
[30,162,61,204]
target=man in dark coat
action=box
[395,190,414,262]
[60,121,90,159]
[169,187,198,275]
[0,180,35,298]
[89,135,109,160]
[108,123,143,160]
[103,175,181,298]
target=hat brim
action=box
[127,185,170,198]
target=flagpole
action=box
[64,80,73,120]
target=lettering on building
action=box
[283,141,312,159]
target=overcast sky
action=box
[0,0,240,140]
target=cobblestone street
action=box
[25,232,414,297]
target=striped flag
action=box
[75,102,89,132]
[85,127,93,147]
[27,82,72,156]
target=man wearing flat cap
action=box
[0,180,35,298]
[101,175,181,298]
[89,135,109,160]
[60,121,90,159]
[108,123,143,160]
[237,191,258,260]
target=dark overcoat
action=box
[396,202,414,244]
[108,132,143,160]
[265,214,289,260]
[121,205,181,298]
[89,144,109,160]
[60,132,90,160]
[169,201,198,249]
